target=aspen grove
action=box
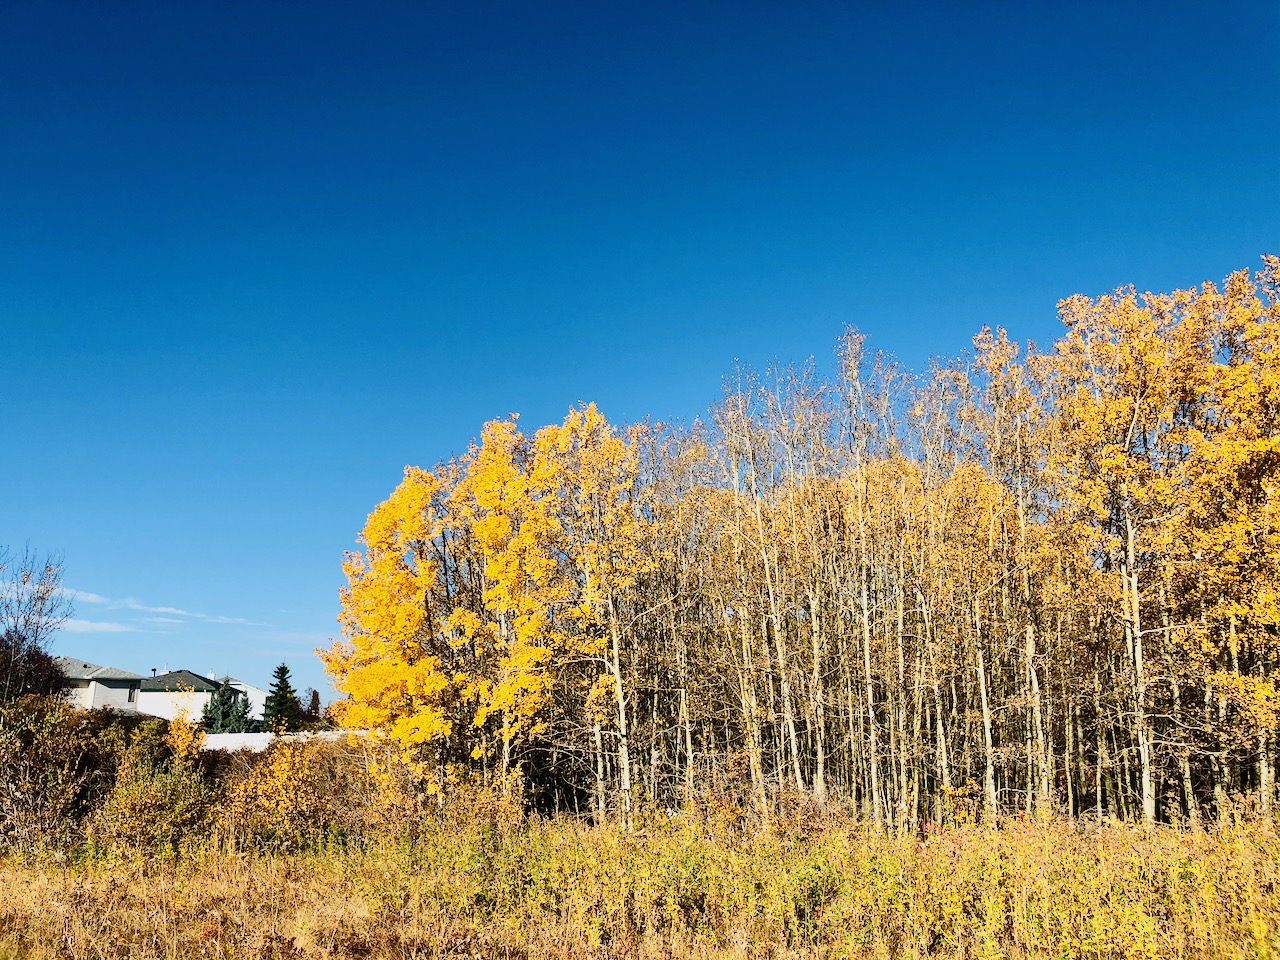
[323,258,1280,828]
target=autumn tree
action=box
[531,404,654,826]
[0,547,72,704]
[322,464,474,784]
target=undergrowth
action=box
[3,699,1278,958]
[2,818,1277,959]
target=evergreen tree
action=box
[263,662,303,732]
[201,681,253,733]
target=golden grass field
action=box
[3,818,1278,960]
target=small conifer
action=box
[263,663,303,732]
[201,682,253,733]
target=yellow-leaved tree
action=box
[322,464,473,788]
[531,403,653,827]
[323,404,653,817]
[1045,284,1203,824]
[1173,259,1280,815]
[450,415,564,783]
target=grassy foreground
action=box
[2,818,1279,960]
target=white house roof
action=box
[220,676,266,694]
[54,657,144,682]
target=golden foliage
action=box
[163,705,204,770]
[323,403,653,797]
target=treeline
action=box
[325,258,1280,828]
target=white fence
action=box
[201,730,364,752]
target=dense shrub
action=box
[89,718,215,854]
[0,696,127,851]
[90,767,215,855]
[220,736,425,849]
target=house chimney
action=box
[151,668,156,677]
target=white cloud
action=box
[117,597,257,624]
[142,617,184,624]
[62,589,259,626]
[63,619,134,634]
[119,599,198,617]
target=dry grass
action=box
[2,819,1279,959]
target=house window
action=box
[128,683,138,703]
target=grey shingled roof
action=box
[141,669,224,693]
[54,657,144,682]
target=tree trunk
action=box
[732,607,768,817]
[1123,513,1155,825]
[607,597,633,830]
[809,590,828,804]
[1026,623,1050,817]
[974,604,998,822]
[593,720,606,825]
[860,570,884,828]
[1169,672,1200,826]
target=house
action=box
[54,657,143,712]
[137,669,239,721]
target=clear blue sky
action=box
[2,1,1276,697]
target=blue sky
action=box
[2,1,1276,697]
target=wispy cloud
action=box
[64,589,260,626]
[63,619,134,634]
[122,600,197,616]
[116,598,257,624]
[142,616,184,624]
